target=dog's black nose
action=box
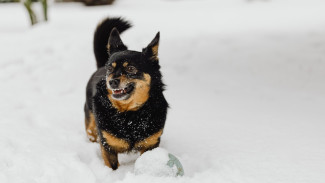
[109,79,120,89]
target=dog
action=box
[84,17,168,170]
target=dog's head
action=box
[104,28,161,111]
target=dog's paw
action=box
[87,129,98,142]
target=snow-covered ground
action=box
[1,0,325,182]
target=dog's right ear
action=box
[107,28,127,55]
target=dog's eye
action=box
[107,66,114,73]
[125,66,137,74]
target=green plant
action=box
[23,0,48,26]
[0,0,20,3]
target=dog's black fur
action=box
[84,17,168,170]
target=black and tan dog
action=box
[84,17,168,170]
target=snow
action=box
[134,148,179,177]
[1,0,325,182]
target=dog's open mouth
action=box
[111,83,134,100]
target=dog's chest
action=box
[94,81,166,142]
[98,104,157,141]
[111,110,153,136]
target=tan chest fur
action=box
[101,129,163,153]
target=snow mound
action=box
[134,148,183,177]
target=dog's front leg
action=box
[100,143,119,170]
[135,129,163,155]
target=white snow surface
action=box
[134,148,178,177]
[1,0,325,182]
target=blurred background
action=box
[1,0,325,183]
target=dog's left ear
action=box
[107,28,128,55]
[142,32,160,61]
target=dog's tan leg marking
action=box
[107,73,151,112]
[100,144,119,169]
[100,144,112,168]
[102,131,130,152]
[85,112,98,142]
[135,129,163,154]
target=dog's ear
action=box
[107,28,127,55]
[142,32,160,61]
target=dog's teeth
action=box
[112,88,128,94]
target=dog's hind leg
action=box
[84,104,98,142]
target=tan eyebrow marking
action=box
[123,62,128,67]
[112,62,116,67]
